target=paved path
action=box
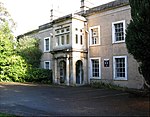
[0,82,149,116]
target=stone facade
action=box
[18,0,144,89]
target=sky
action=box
[0,0,114,36]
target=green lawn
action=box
[0,113,16,117]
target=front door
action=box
[76,60,83,84]
[59,61,66,83]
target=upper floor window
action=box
[61,29,64,33]
[66,34,70,44]
[89,26,100,46]
[112,20,126,43]
[75,34,83,45]
[61,35,64,45]
[55,26,70,46]
[56,36,60,46]
[44,37,50,52]
[75,28,78,31]
[75,34,78,44]
[80,35,83,45]
[56,30,60,34]
[66,28,70,32]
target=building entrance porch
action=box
[52,51,88,86]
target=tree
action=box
[0,2,15,29]
[0,23,28,82]
[17,36,43,68]
[126,0,150,89]
[0,2,52,83]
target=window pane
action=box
[92,59,99,77]
[56,30,60,34]
[115,58,125,78]
[45,39,49,51]
[56,36,60,46]
[61,29,64,33]
[91,27,99,45]
[61,36,64,45]
[45,62,50,69]
[66,28,69,32]
[114,23,124,41]
[66,34,69,44]
[76,34,78,44]
[80,35,83,45]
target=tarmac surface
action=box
[0,82,149,116]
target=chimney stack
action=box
[80,0,89,12]
[50,9,53,21]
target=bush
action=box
[25,68,53,84]
[0,55,28,82]
[90,81,126,90]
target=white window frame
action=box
[44,61,50,69]
[44,37,50,52]
[89,26,100,46]
[113,56,127,80]
[55,27,70,47]
[112,20,126,43]
[90,57,101,79]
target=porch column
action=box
[66,55,69,86]
[54,59,58,84]
[72,60,76,85]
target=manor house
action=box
[18,0,144,89]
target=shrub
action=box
[25,68,53,84]
[90,81,126,90]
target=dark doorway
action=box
[59,60,66,83]
[76,60,83,84]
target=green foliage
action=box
[0,55,28,82]
[0,3,52,84]
[0,23,28,82]
[17,36,43,68]
[126,0,150,87]
[0,112,16,117]
[90,81,126,90]
[25,68,52,84]
[0,24,52,83]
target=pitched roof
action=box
[85,0,129,16]
[17,0,129,37]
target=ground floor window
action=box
[90,58,101,79]
[113,56,127,80]
[44,61,50,69]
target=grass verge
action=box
[0,113,16,117]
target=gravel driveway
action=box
[0,82,149,116]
